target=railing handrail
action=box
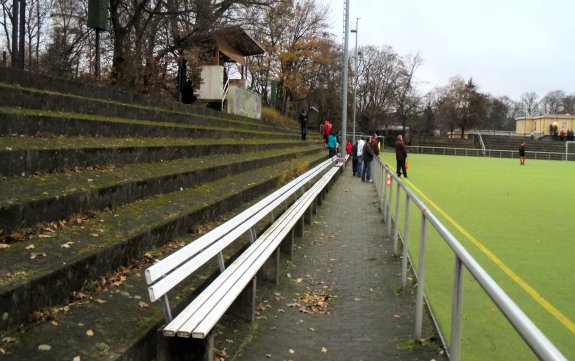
[372,156,567,361]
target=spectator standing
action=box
[356,137,365,177]
[371,134,380,157]
[346,139,352,156]
[299,110,308,140]
[351,140,358,176]
[362,138,374,182]
[322,119,331,146]
[327,130,338,158]
[395,135,408,178]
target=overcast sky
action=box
[328,0,575,101]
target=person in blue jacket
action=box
[327,130,338,158]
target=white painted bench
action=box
[145,158,341,361]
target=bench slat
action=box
[191,168,339,338]
[145,158,333,286]
[147,161,333,302]
[167,167,339,338]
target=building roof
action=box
[210,26,266,65]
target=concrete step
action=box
[0,106,303,140]
[0,136,308,177]
[0,150,327,334]
[0,145,323,234]
[0,84,291,135]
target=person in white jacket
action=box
[356,137,365,177]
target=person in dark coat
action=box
[362,137,374,182]
[351,141,358,176]
[299,110,308,140]
[395,135,408,178]
[181,80,197,104]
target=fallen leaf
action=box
[38,234,53,238]
[0,243,10,249]
[265,353,272,358]
[0,348,5,354]
[289,349,295,354]
[30,252,47,260]
[61,242,75,248]
[2,337,17,343]
[73,356,81,361]
[9,232,24,241]
[353,297,362,302]
[296,278,303,283]
[138,301,149,308]
[321,346,328,353]
[25,244,35,250]
[38,344,51,351]
[86,329,95,337]
[42,192,49,196]
[95,299,107,304]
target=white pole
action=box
[341,0,351,158]
[351,18,360,144]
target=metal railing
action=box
[408,145,568,161]
[372,157,567,361]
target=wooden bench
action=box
[145,158,341,361]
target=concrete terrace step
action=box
[0,136,309,177]
[0,145,323,233]
[0,106,303,140]
[0,151,327,334]
[0,84,293,135]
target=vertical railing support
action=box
[386,176,394,237]
[450,257,464,361]
[381,166,388,218]
[393,181,401,255]
[401,193,411,288]
[415,213,428,340]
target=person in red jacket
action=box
[395,135,408,178]
[345,139,352,155]
[322,119,331,146]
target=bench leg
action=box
[304,206,312,224]
[157,329,214,361]
[259,248,280,284]
[280,229,294,257]
[312,197,318,215]
[229,277,256,323]
[295,216,304,237]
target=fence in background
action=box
[408,145,569,161]
[371,157,566,361]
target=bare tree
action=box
[540,90,565,114]
[519,92,539,116]
[356,45,401,131]
[393,52,423,136]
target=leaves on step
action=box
[0,211,101,245]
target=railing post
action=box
[393,181,401,255]
[450,257,464,361]
[415,213,428,340]
[386,176,394,237]
[381,167,388,219]
[401,193,411,288]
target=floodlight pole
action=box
[351,17,360,144]
[341,0,351,159]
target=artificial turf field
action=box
[379,152,574,360]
